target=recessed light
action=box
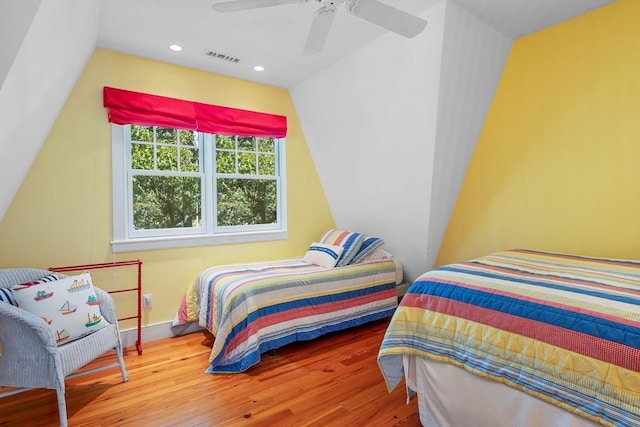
[169,44,182,52]
[253,65,264,71]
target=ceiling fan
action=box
[212,0,428,55]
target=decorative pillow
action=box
[304,242,344,268]
[319,229,365,267]
[0,288,17,306]
[350,236,385,264]
[1,273,58,306]
[31,273,59,283]
[11,272,110,346]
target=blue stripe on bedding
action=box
[439,264,640,304]
[207,263,390,328]
[409,280,640,347]
[217,282,396,352]
[209,306,397,373]
[255,282,395,317]
[205,263,315,328]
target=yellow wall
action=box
[437,0,640,265]
[0,48,334,327]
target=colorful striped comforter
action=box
[173,257,398,373]
[378,249,640,426]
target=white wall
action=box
[0,0,41,88]
[292,2,446,281]
[0,0,100,223]
[426,1,512,268]
[291,0,511,281]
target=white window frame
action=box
[111,124,287,252]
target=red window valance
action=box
[103,86,287,138]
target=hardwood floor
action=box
[0,318,420,426]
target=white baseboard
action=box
[119,321,174,349]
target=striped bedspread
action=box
[174,257,398,373]
[378,249,640,426]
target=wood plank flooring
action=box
[0,318,420,426]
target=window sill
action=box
[111,230,287,253]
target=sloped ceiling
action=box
[0,0,615,223]
[0,0,100,223]
[450,0,615,40]
[96,0,615,88]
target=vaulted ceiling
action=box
[96,0,615,88]
[0,0,616,222]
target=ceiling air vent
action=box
[203,50,240,63]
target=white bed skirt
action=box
[403,355,601,427]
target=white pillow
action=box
[304,242,344,268]
[12,272,110,346]
[1,273,58,306]
[359,247,393,262]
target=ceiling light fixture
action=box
[253,65,265,71]
[169,44,182,51]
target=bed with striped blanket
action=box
[378,249,640,426]
[173,257,399,373]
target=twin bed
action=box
[172,239,639,426]
[378,249,640,426]
[171,229,403,373]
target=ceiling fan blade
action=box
[303,6,336,55]
[212,0,299,13]
[347,0,427,38]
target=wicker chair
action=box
[0,268,128,427]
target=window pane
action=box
[216,150,235,174]
[258,154,275,175]
[180,147,200,172]
[257,137,274,153]
[237,137,255,151]
[157,145,178,171]
[217,178,277,226]
[157,127,177,144]
[238,152,256,175]
[216,135,235,149]
[132,175,201,229]
[179,130,198,147]
[131,143,154,170]
[131,125,153,142]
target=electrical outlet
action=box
[143,293,152,308]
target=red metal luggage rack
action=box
[49,260,143,355]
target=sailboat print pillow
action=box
[12,272,110,346]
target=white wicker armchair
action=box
[0,268,128,427]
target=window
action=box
[215,135,280,229]
[111,124,286,252]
